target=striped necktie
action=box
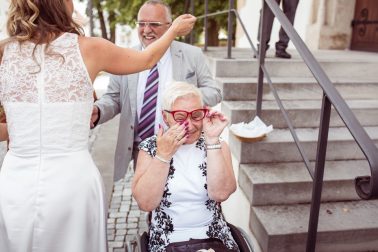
[138,65,159,140]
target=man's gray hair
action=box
[162,82,203,111]
[142,0,172,22]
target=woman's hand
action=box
[170,14,196,37]
[156,122,188,160]
[202,109,228,144]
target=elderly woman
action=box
[132,82,238,251]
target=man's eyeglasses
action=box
[164,109,208,123]
[136,21,171,29]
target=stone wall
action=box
[235,0,312,49]
[306,0,356,50]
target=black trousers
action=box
[257,0,299,51]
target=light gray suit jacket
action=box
[95,41,222,181]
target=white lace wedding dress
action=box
[0,33,107,252]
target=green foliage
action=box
[85,0,235,43]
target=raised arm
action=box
[0,123,8,142]
[80,14,196,81]
[203,110,237,202]
[132,123,187,211]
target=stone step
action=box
[250,200,378,252]
[208,58,378,79]
[238,160,370,206]
[217,77,378,101]
[205,48,378,79]
[229,126,378,163]
[222,99,378,127]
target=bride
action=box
[0,0,195,251]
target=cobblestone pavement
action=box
[89,126,148,252]
[107,165,148,252]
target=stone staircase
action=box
[205,48,378,252]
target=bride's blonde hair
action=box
[6,0,83,44]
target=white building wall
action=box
[236,0,312,49]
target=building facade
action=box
[236,0,378,52]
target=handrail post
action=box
[306,93,331,252]
[190,0,195,44]
[204,0,209,51]
[256,0,269,116]
[227,0,235,59]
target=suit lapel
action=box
[171,42,184,81]
[128,73,139,122]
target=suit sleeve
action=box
[94,74,122,125]
[194,48,222,106]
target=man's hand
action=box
[90,106,99,129]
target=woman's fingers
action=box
[172,14,196,37]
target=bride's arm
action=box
[80,14,196,82]
[0,123,8,142]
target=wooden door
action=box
[350,0,378,52]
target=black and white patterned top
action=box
[139,135,238,252]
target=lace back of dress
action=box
[0,33,93,104]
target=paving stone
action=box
[109,212,127,218]
[111,196,122,203]
[119,206,129,212]
[110,203,121,209]
[113,249,125,252]
[127,229,138,235]
[128,210,140,217]
[108,241,124,248]
[116,218,126,224]
[115,235,125,241]
[113,191,122,197]
[107,234,115,241]
[126,223,138,229]
[138,222,148,228]
[125,234,136,242]
[123,188,132,195]
[130,205,140,210]
[106,166,152,250]
[114,185,123,191]
[116,223,127,229]
[116,229,127,236]
[107,229,115,235]
[127,217,138,223]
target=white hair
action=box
[161,82,203,111]
[141,0,172,22]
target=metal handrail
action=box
[197,6,314,175]
[195,0,378,251]
[262,0,378,198]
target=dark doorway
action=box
[350,0,378,52]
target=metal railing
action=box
[192,0,378,251]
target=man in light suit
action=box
[91,0,222,181]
